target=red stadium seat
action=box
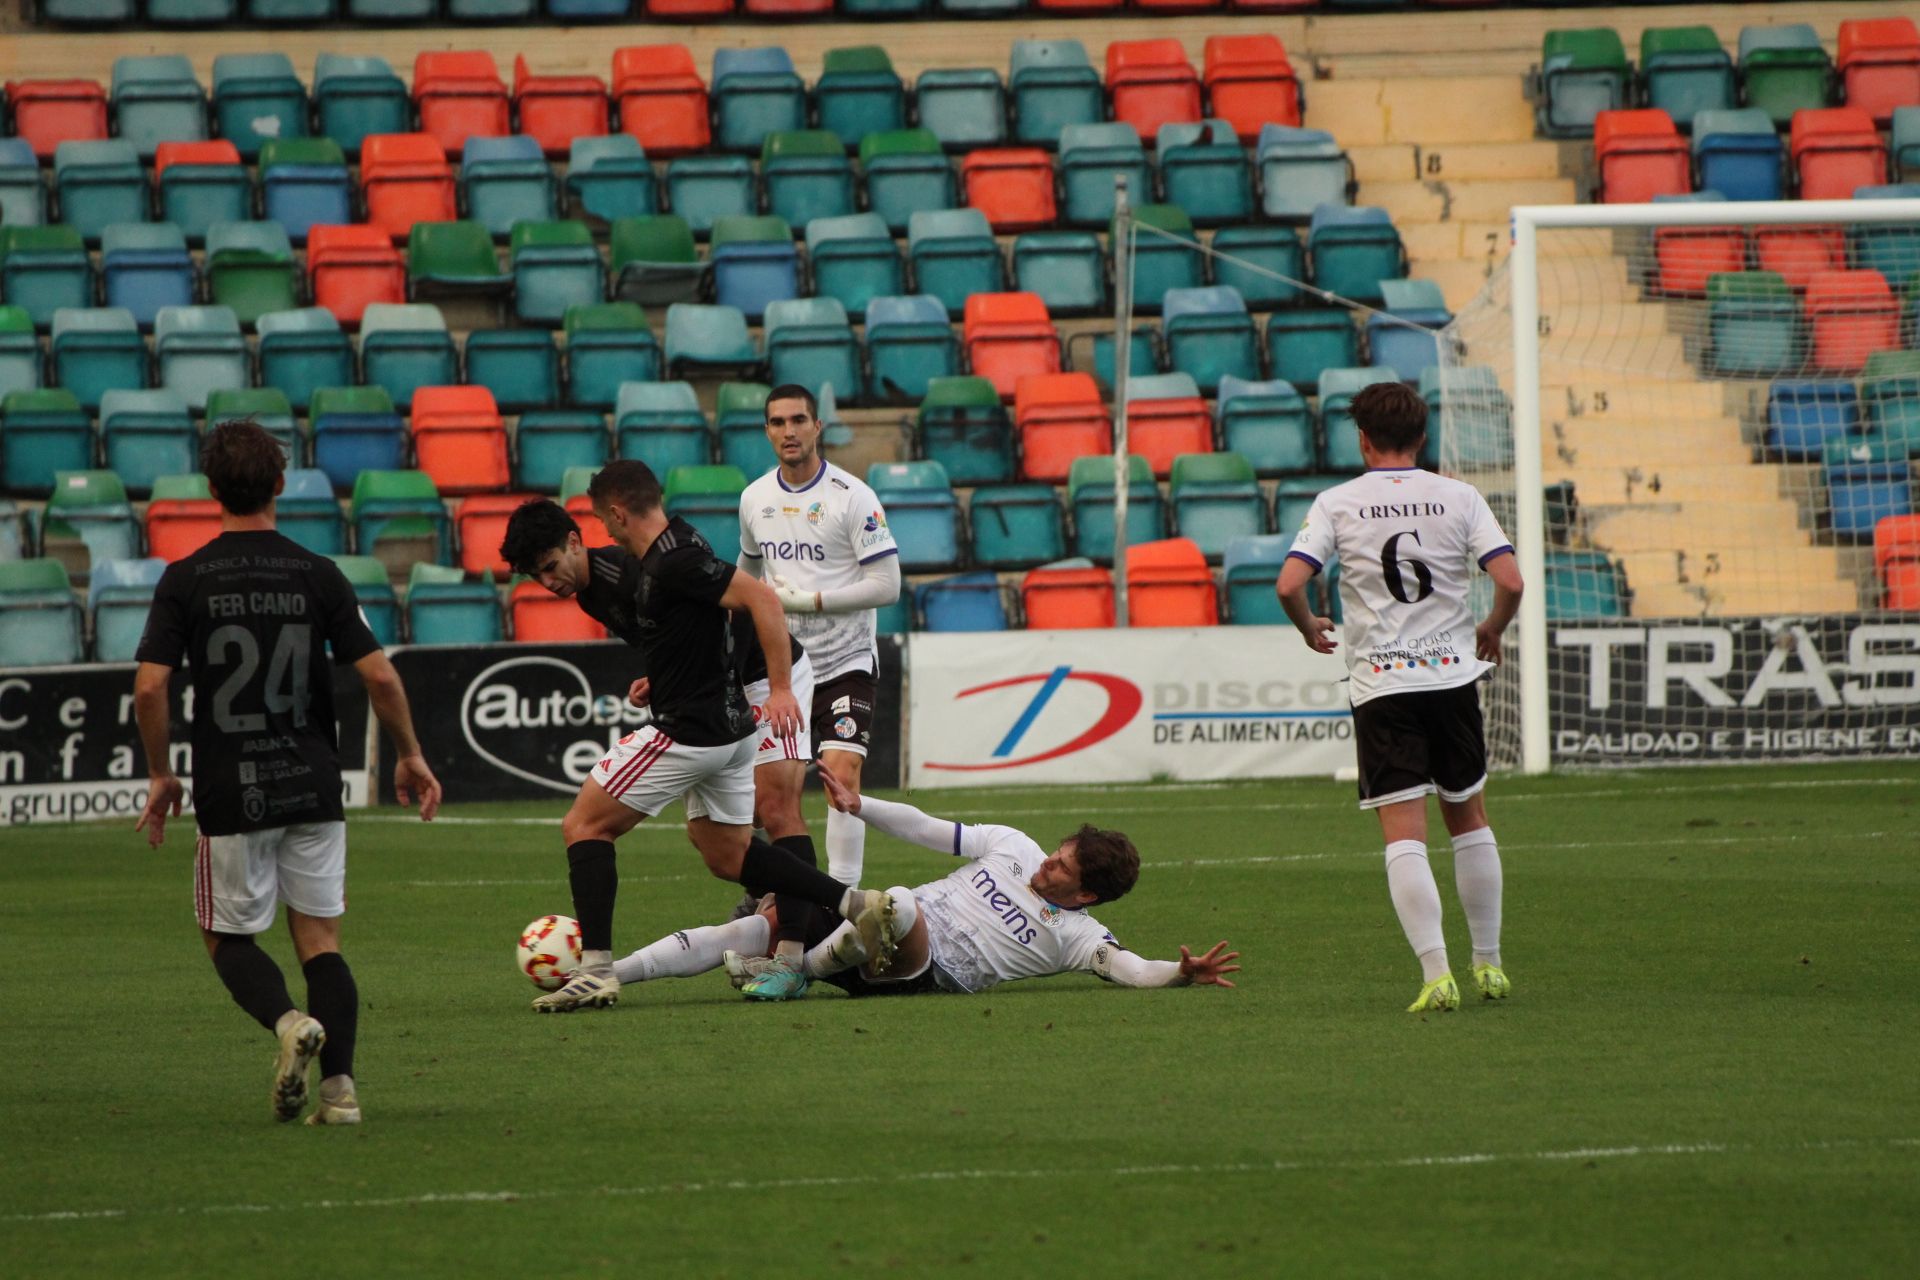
[412,52,512,156]
[564,493,615,549]
[513,56,609,159]
[146,493,224,562]
[1203,35,1302,140]
[1754,224,1846,293]
[512,578,608,641]
[1127,387,1214,477]
[5,79,110,160]
[1874,514,1920,610]
[1805,270,1899,374]
[1837,18,1920,126]
[360,133,459,242]
[1021,564,1115,629]
[964,292,1063,401]
[960,149,1058,233]
[1652,225,1748,298]
[1106,40,1204,139]
[411,386,511,496]
[455,493,538,576]
[1594,109,1691,203]
[1125,537,1218,627]
[1789,107,1888,202]
[613,45,711,158]
[153,138,243,180]
[1013,371,1111,482]
[306,224,407,327]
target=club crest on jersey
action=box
[242,786,267,824]
[833,715,858,739]
[1038,903,1063,928]
[806,502,824,525]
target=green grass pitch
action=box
[3,760,1917,1276]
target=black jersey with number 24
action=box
[626,517,757,747]
[135,530,381,837]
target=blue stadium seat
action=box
[0,139,45,230]
[1217,375,1314,475]
[101,224,196,329]
[1070,454,1165,563]
[1013,232,1107,315]
[259,138,352,245]
[1162,286,1260,393]
[1318,366,1403,471]
[908,208,1005,315]
[807,214,902,320]
[1159,120,1254,225]
[462,136,560,240]
[917,571,1008,632]
[1058,123,1151,227]
[567,136,657,225]
[914,68,1008,150]
[1825,443,1914,541]
[51,308,148,413]
[407,563,504,645]
[1367,279,1452,382]
[100,390,194,496]
[54,141,147,244]
[89,557,167,662]
[277,468,347,556]
[764,297,862,404]
[515,410,609,493]
[867,459,961,571]
[1210,224,1305,311]
[1692,109,1785,202]
[1308,206,1405,306]
[359,304,457,412]
[212,54,309,160]
[708,216,798,321]
[615,381,713,475]
[1010,40,1104,147]
[1766,379,1859,460]
[712,48,807,154]
[313,388,408,492]
[256,308,352,412]
[1221,534,1291,625]
[1257,125,1352,221]
[968,484,1065,569]
[111,55,208,160]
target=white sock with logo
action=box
[612,917,769,984]
[1451,826,1503,969]
[1385,840,1450,982]
[804,920,864,979]
[826,807,865,886]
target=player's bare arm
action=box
[353,650,443,821]
[716,571,802,739]
[132,660,183,848]
[1476,551,1525,664]
[1276,556,1338,654]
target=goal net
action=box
[1440,199,1920,773]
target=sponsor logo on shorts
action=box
[833,716,858,739]
[830,696,852,715]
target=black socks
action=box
[772,834,819,945]
[303,952,358,1081]
[210,935,296,1031]
[567,839,619,952]
[740,837,847,913]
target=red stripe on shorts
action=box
[608,732,673,798]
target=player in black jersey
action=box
[132,420,442,1125]
[504,462,902,1013]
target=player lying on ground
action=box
[1276,381,1523,1013]
[606,769,1238,999]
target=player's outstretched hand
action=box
[763,688,804,743]
[768,573,820,615]
[395,754,443,822]
[1475,620,1503,664]
[1303,616,1338,655]
[818,766,862,816]
[627,676,651,708]
[135,773,184,848]
[1179,941,1240,988]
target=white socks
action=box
[806,888,917,980]
[611,917,769,985]
[826,806,865,887]
[1384,840,1451,982]
[1451,826,1503,968]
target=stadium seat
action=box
[1826,439,1915,542]
[407,562,504,645]
[765,298,862,404]
[1013,232,1106,316]
[708,216,799,321]
[463,136,560,240]
[2,226,95,329]
[144,472,221,562]
[664,153,757,237]
[259,139,353,244]
[1537,28,1631,138]
[1897,108,1920,181]
[614,381,711,475]
[1086,326,1165,391]
[1790,108,1888,201]
[111,55,208,160]
[664,302,761,379]
[313,55,410,158]
[712,48,807,155]
[513,56,609,159]
[204,388,299,460]
[1319,367,1403,471]
[1753,220,1846,295]
[511,222,606,326]
[257,308,353,411]
[352,468,452,569]
[412,386,510,497]
[806,214,901,321]
[908,209,1005,315]
[89,557,167,662]
[1367,279,1452,382]
[1121,205,1203,313]
[361,134,460,242]
[153,142,250,244]
[1692,109,1786,201]
[914,68,1008,151]
[0,139,43,231]
[860,130,956,233]
[41,0,136,18]
[1543,549,1631,618]
[312,386,407,492]
[1067,453,1161,564]
[964,292,1061,399]
[661,464,747,555]
[1158,121,1253,226]
[1309,206,1406,306]
[569,136,657,227]
[333,554,400,647]
[51,308,148,413]
[961,149,1059,233]
[5,80,110,162]
[609,215,705,307]
[1126,537,1217,626]
[867,460,961,571]
[1256,126,1352,223]
[1162,286,1259,394]
[276,468,346,557]
[1021,561,1114,629]
[842,0,925,16]
[1421,366,1513,469]
[1594,110,1691,203]
[612,45,711,158]
[763,131,856,228]
[211,54,308,161]
[815,47,908,148]
[360,303,458,411]
[205,222,297,327]
[1203,35,1303,142]
[0,559,85,666]
[1648,191,1747,298]
[1836,19,1920,127]
[1218,375,1313,474]
[1873,513,1920,608]
[1765,379,1859,460]
[1,390,92,496]
[1010,40,1105,148]
[100,224,195,329]
[1016,371,1110,483]
[1706,271,1802,378]
[1638,27,1736,131]
[916,375,1012,485]
[347,0,435,17]
[1221,534,1290,624]
[468,329,560,412]
[307,225,405,326]
[1058,125,1150,228]
[868,296,961,401]
[1862,351,1920,455]
[412,53,511,157]
[1805,271,1900,374]
[98,391,192,497]
[1739,24,1835,128]
[917,572,1008,632]
[968,484,1064,569]
[714,380,772,474]
[1170,451,1264,560]
[0,308,37,401]
[54,141,147,244]
[1106,40,1203,139]
[1209,224,1304,312]
[511,576,605,641]
[565,302,662,409]
[408,220,512,306]
[1849,186,1920,285]
[517,410,610,493]
[1125,373,1213,476]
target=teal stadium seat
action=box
[764,297,862,404]
[908,208,1004,315]
[1124,205,1204,312]
[330,554,401,646]
[1706,272,1802,378]
[111,56,208,160]
[212,54,310,160]
[314,55,411,157]
[867,459,961,571]
[866,295,959,402]
[0,559,86,667]
[714,381,773,475]
[665,303,762,380]
[511,221,607,326]
[1639,27,1737,130]
[1211,225,1306,311]
[968,483,1065,569]
[1221,535,1291,625]
[564,303,661,410]
[406,563,504,645]
[807,214,902,320]
[358,304,458,411]
[43,468,141,568]
[762,131,857,229]
[54,141,147,243]
[89,557,167,662]
[662,465,748,556]
[463,137,560,240]
[148,0,238,23]
[1,226,94,329]
[467,330,560,412]
[917,375,1014,485]
[1537,28,1631,139]
[859,130,956,233]
[1158,120,1254,226]
[515,411,609,493]
[1162,286,1260,393]
[155,142,252,244]
[1010,40,1105,147]
[665,154,757,237]
[1318,367,1403,472]
[205,388,299,460]
[51,308,148,413]
[0,140,43,230]
[1217,375,1314,475]
[1896,107,1920,181]
[1309,206,1406,306]
[1170,451,1265,561]
[1058,123,1151,227]
[567,136,657,226]
[0,308,41,400]
[155,306,248,412]
[100,390,195,496]
[914,67,1007,150]
[712,48,807,154]
[1013,232,1107,315]
[1274,474,1345,540]
[1422,366,1514,469]
[276,468,347,556]
[1086,325,1165,391]
[257,308,353,412]
[1070,454,1167,564]
[1256,125,1352,221]
[1545,549,1631,619]
[615,381,712,475]
[1367,279,1452,382]
[2,390,93,496]
[814,47,908,148]
[1266,308,1359,392]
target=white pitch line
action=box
[7,1136,1908,1226]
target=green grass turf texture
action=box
[3,760,1917,1277]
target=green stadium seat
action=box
[859,129,956,233]
[358,304,457,412]
[615,381,712,475]
[0,226,93,329]
[968,483,1065,569]
[407,221,511,305]
[1010,39,1104,147]
[463,136,560,240]
[567,136,657,226]
[154,142,252,244]
[205,222,299,327]
[662,463,748,554]
[2,389,92,496]
[807,213,901,320]
[101,389,195,498]
[1706,271,1803,378]
[1158,120,1255,225]
[1171,451,1264,560]
[1070,454,1165,564]
[515,410,610,493]
[257,308,353,412]
[44,468,141,568]
[1013,232,1107,315]
[511,221,606,326]
[917,375,1013,486]
[1217,375,1313,475]
[329,553,401,646]
[665,154,757,238]
[467,330,560,412]
[277,468,346,557]
[1125,205,1204,312]
[609,215,705,307]
[1739,24,1835,128]
[406,562,503,646]
[564,303,662,410]
[51,308,148,413]
[0,558,85,666]
[866,295,959,402]
[815,47,908,148]
[212,54,310,160]
[89,556,167,662]
[54,140,147,244]
[350,470,451,573]
[1537,28,1631,138]
[908,209,1005,315]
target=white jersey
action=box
[738,459,898,682]
[911,822,1117,994]
[1287,466,1513,707]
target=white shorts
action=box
[590,725,756,825]
[194,821,347,936]
[746,650,814,770]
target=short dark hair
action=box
[201,419,285,516]
[587,459,663,517]
[1067,825,1141,904]
[499,499,581,576]
[764,384,817,419]
[1349,382,1428,454]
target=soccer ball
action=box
[517,914,582,990]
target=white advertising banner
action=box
[907,627,1355,789]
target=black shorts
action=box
[811,668,877,757]
[1351,682,1489,811]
